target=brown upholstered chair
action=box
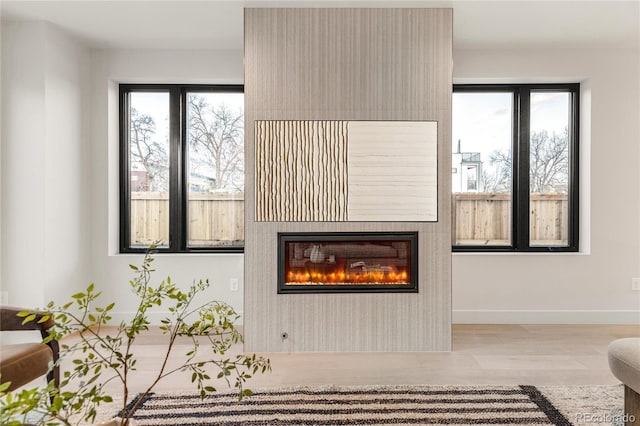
[0,306,60,392]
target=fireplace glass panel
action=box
[278,232,418,293]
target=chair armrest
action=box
[1,305,60,388]
[1,306,55,332]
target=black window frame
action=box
[119,83,245,254]
[452,83,580,253]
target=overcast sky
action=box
[130,91,244,182]
[131,91,244,144]
[452,91,570,164]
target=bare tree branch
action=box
[188,96,244,192]
[130,108,169,192]
[482,127,568,194]
[528,128,569,193]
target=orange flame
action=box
[286,268,410,285]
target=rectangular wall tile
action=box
[347,121,438,221]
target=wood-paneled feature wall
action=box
[245,8,453,352]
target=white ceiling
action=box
[1,0,638,50]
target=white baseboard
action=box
[453,309,640,324]
[107,310,637,326]
[107,311,244,326]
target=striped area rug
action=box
[119,385,573,425]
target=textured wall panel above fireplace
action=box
[255,120,349,221]
[255,120,438,222]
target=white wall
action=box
[89,49,245,323]
[1,22,90,308]
[0,21,3,303]
[452,47,640,324]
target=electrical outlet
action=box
[632,278,640,291]
[0,291,8,305]
[230,278,239,292]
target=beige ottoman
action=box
[608,337,640,425]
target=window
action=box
[120,84,244,253]
[452,84,579,252]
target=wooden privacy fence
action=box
[130,192,244,246]
[132,192,567,247]
[453,193,568,245]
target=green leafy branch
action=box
[0,245,270,426]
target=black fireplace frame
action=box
[277,232,419,294]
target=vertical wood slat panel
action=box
[187,193,244,244]
[452,193,567,245]
[245,8,452,352]
[130,193,244,245]
[130,193,169,245]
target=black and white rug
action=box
[102,384,621,425]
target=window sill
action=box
[452,251,589,256]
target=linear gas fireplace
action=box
[277,232,418,294]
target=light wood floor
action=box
[63,324,639,395]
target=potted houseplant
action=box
[0,245,270,426]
